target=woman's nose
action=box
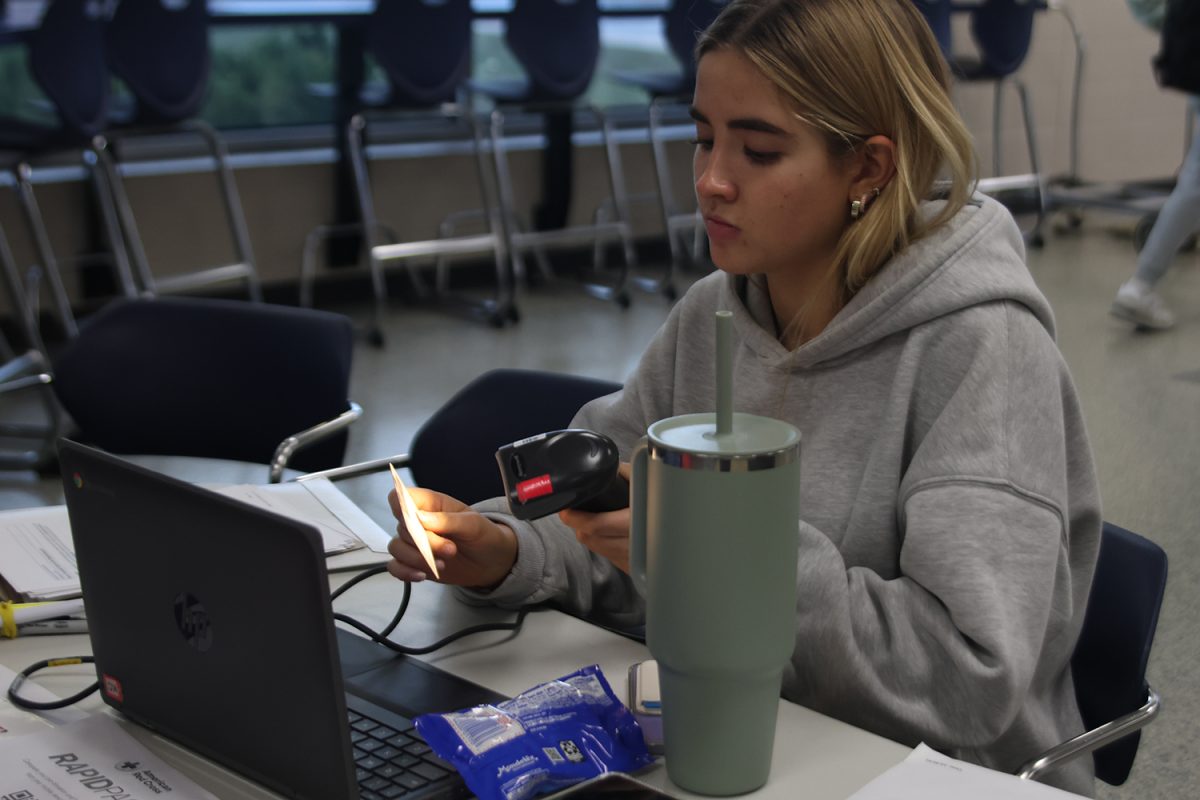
[695,150,736,202]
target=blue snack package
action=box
[414,664,655,800]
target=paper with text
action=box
[215,478,390,554]
[0,714,218,800]
[848,743,1088,799]
[0,507,79,601]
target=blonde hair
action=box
[697,0,976,334]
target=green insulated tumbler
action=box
[629,312,802,795]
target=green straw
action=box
[716,310,733,436]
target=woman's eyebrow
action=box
[688,107,788,136]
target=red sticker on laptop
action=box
[102,673,124,703]
[516,474,554,503]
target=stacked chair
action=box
[300,0,516,343]
[0,0,140,351]
[91,0,262,300]
[611,0,726,299]
[468,0,637,308]
[942,0,1048,245]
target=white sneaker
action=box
[1111,281,1176,330]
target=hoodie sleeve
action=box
[455,297,688,628]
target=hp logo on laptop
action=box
[174,593,213,652]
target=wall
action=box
[0,0,1189,318]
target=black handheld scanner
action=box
[496,429,630,521]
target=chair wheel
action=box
[507,305,521,324]
[616,292,631,309]
[663,285,678,302]
[367,328,386,348]
[488,312,506,328]
[1028,232,1045,249]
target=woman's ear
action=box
[848,135,896,200]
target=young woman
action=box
[387,0,1101,793]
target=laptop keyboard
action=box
[349,707,464,799]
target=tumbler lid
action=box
[647,412,800,471]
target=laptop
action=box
[58,440,507,800]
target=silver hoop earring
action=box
[849,199,863,220]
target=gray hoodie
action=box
[470,194,1101,795]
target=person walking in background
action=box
[1112,0,1200,330]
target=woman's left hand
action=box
[557,463,633,573]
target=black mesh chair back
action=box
[1070,521,1168,785]
[505,0,601,103]
[408,368,621,505]
[52,297,356,474]
[663,0,725,88]
[367,0,474,108]
[960,0,1036,79]
[911,0,952,61]
[104,0,210,124]
[26,0,109,141]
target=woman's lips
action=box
[704,214,740,243]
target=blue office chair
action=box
[404,368,622,505]
[949,0,1048,245]
[301,0,515,340]
[912,0,952,60]
[0,0,139,349]
[50,297,362,481]
[469,0,635,308]
[92,0,262,301]
[610,0,726,299]
[1018,521,1168,785]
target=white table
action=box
[2,572,908,799]
[0,454,909,798]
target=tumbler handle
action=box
[630,436,649,593]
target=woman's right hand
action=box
[386,487,517,591]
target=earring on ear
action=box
[849,187,881,221]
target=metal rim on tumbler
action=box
[647,440,799,472]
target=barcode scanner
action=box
[496,429,630,521]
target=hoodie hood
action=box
[722,194,1055,369]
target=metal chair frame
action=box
[949,0,1050,245]
[608,0,725,299]
[300,104,516,340]
[480,102,636,308]
[89,121,262,301]
[0,223,63,470]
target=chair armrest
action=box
[0,350,49,384]
[295,453,412,484]
[0,372,53,396]
[269,401,363,483]
[1017,686,1161,781]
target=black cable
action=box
[330,563,389,601]
[378,579,411,639]
[7,656,99,711]
[332,564,530,655]
[333,608,530,656]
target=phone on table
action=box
[628,660,664,755]
[549,772,678,798]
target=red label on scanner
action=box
[102,674,124,703]
[516,474,554,503]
